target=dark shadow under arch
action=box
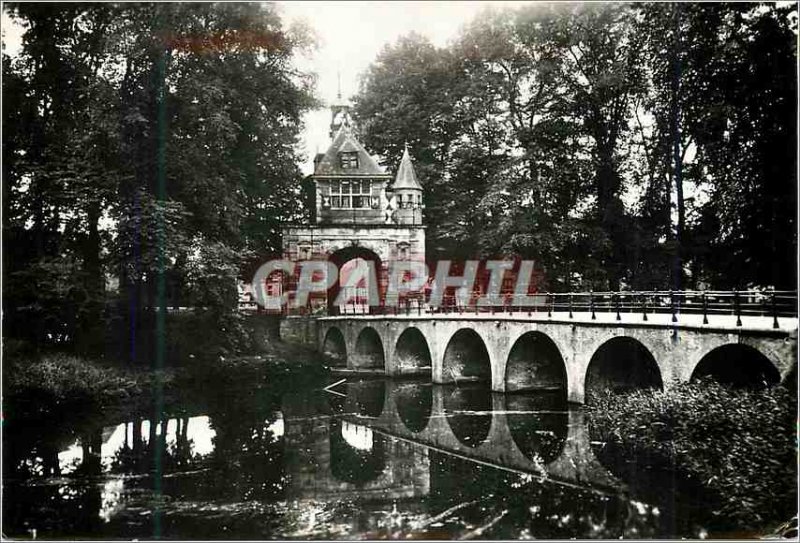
[394,327,432,374]
[394,382,433,433]
[691,344,780,389]
[505,392,568,464]
[349,380,386,418]
[585,337,663,402]
[322,327,346,367]
[443,383,492,448]
[442,329,491,384]
[328,246,382,316]
[354,327,385,369]
[505,332,567,397]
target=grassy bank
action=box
[4,334,328,425]
[586,382,797,532]
[4,353,148,423]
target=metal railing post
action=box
[547,292,552,318]
[670,290,677,323]
[734,289,742,327]
[642,292,648,322]
[590,291,596,320]
[702,291,708,325]
[772,291,779,329]
[568,294,573,319]
[615,292,621,321]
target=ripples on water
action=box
[5,376,718,539]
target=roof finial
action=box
[337,70,342,101]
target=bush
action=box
[4,353,144,420]
[586,382,797,531]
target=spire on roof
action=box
[393,143,422,191]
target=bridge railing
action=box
[332,288,797,329]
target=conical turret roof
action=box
[393,145,422,191]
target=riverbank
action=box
[3,338,328,426]
[586,382,797,535]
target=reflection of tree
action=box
[4,428,104,537]
[205,392,287,502]
[108,417,201,474]
[587,432,716,536]
[427,451,662,539]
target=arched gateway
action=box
[280,103,425,315]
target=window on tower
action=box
[339,152,359,170]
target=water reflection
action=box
[394,381,433,433]
[505,393,568,463]
[351,379,386,417]
[330,419,386,484]
[5,377,721,539]
[442,383,493,448]
[55,416,217,476]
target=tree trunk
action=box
[78,202,105,354]
[670,4,685,291]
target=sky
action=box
[277,1,531,174]
[2,1,527,175]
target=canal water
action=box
[5,371,727,539]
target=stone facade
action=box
[282,225,425,265]
[280,103,426,313]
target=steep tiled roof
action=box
[392,145,423,191]
[314,124,387,177]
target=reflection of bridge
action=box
[317,305,797,403]
[281,381,624,497]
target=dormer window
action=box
[339,152,359,170]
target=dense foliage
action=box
[3,3,316,356]
[354,2,797,291]
[586,382,797,531]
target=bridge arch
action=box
[322,327,347,367]
[504,331,568,397]
[354,327,385,369]
[441,328,492,384]
[584,337,663,401]
[394,327,432,374]
[691,344,780,389]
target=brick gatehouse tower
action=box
[281,103,425,314]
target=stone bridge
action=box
[315,311,798,403]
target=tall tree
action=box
[3,2,316,355]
